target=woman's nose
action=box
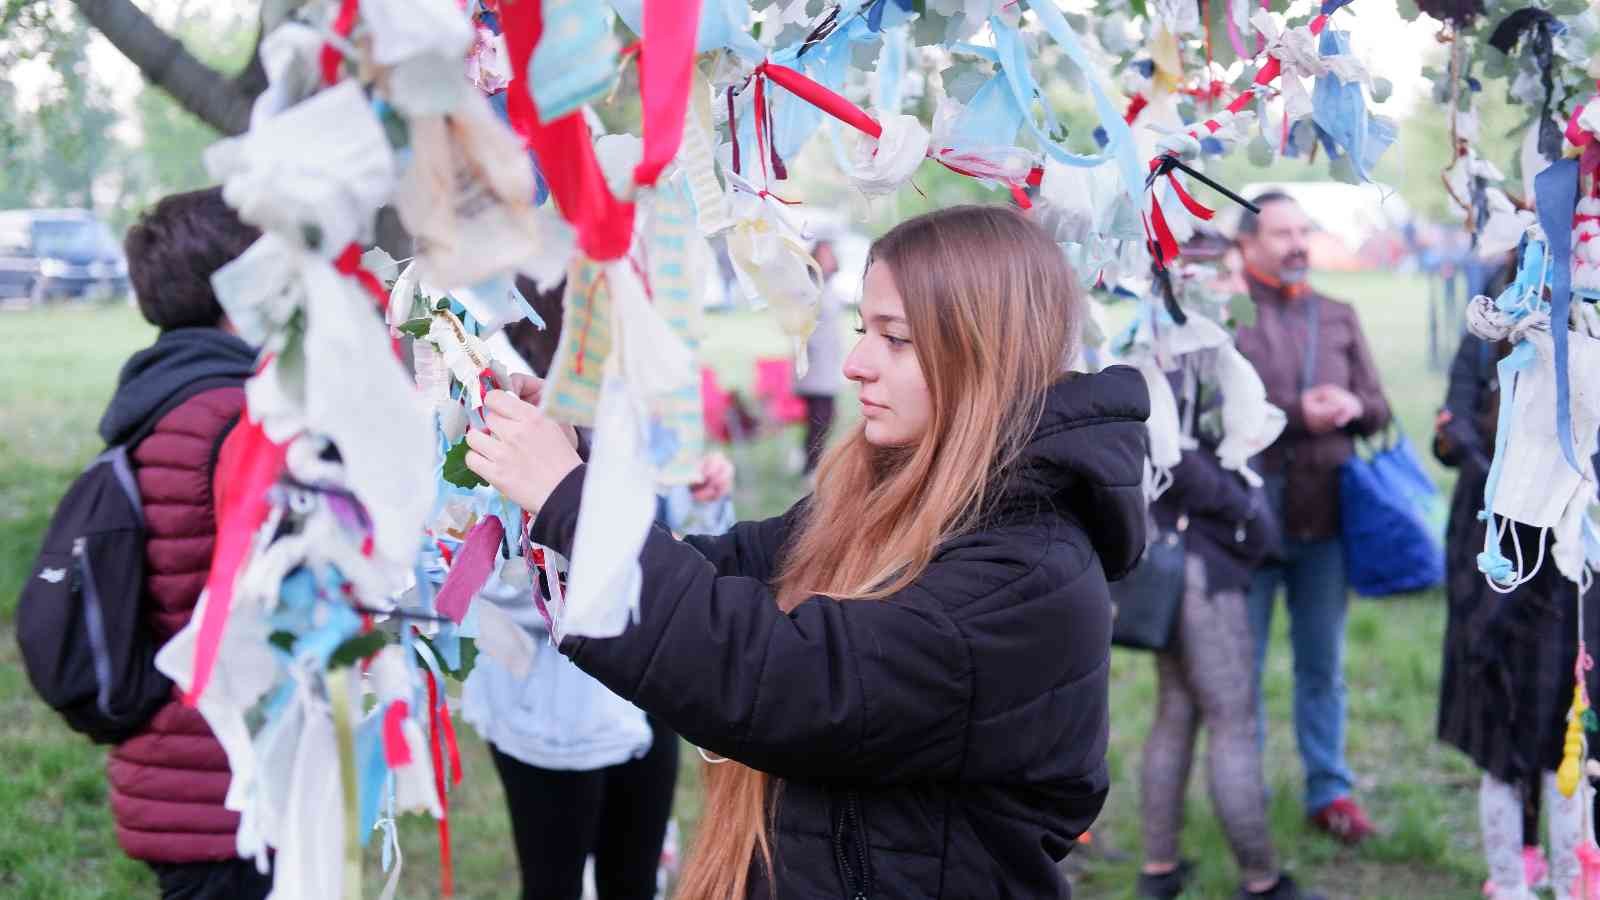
[843,344,873,383]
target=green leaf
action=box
[397,317,434,339]
[442,438,487,489]
[1129,0,1147,18]
[414,633,480,681]
[269,631,296,654]
[329,631,389,670]
[1585,708,1599,733]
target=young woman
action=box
[464,205,1150,898]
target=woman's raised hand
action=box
[465,389,582,513]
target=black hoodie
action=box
[531,365,1150,899]
[98,328,257,446]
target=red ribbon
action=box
[1124,93,1150,124]
[426,670,454,897]
[1143,155,1217,267]
[382,700,413,768]
[633,0,704,185]
[760,62,883,139]
[727,88,742,173]
[333,243,389,309]
[1145,201,1181,266]
[185,416,288,707]
[1568,104,1592,149]
[500,1,633,260]
[761,62,1037,196]
[333,242,406,358]
[500,0,699,260]
[319,0,361,85]
[753,71,774,186]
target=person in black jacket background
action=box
[463,205,1150,899]
[1434,325,1600,898]
[1134,374,1322,900]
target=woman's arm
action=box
[531,468,969,784]
[679,503,804,582]
[1434,335,1492,474]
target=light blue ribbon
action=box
[1018,2,1145,219]
[1478,340,1537,583]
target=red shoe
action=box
[1309,796,1376,844]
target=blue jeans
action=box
[1247,537,1355,815]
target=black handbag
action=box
[1109,514,1187,651]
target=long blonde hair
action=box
[675,205,1084,899]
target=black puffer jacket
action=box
[1153,445,1280,595]
[530,367,1150,899]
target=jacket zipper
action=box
[833,790,871,900]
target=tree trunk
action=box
[71,0,261,136]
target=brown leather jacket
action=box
[1234,276,1391,541]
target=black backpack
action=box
[16,387,231,744]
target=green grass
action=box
[2,274,1484,899]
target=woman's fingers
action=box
[464,447,497,479]
[484,389,529,418]
[465,428,499,461]
[508,373,545,405]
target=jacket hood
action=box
[1005,365,1151,579]
[98,327,257,445]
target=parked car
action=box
[0,209,129,302]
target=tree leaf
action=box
[329,631,389,669]
[414,633,480,681]
[397,317,434,339]
[442,437,487,489]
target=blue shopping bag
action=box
[1340,432,1445,596]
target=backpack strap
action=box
[89,447,144,522]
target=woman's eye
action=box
[885,335,910,348]
[853,326,867,336]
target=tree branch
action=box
[70,0,261,136]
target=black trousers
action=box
[149,859,272,900]
[802,394,836,474]
[490,719,679,900]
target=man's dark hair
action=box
[124,187,260,331]
[1235,190,1298,239]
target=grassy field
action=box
[0,271,1484,899]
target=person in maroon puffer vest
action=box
[97,187,266,900]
